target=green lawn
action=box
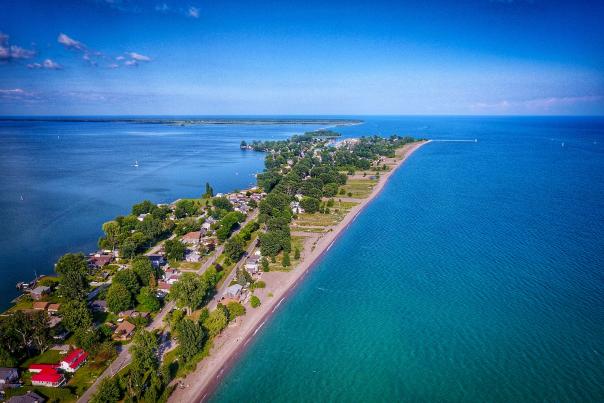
[340,179,377,198]
[21,349,63,367]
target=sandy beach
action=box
[168,140,429,403]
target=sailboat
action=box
[133,160,139,168]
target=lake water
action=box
[211,117,604,402]
[0,118,324,309]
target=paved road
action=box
[78,210,258,402]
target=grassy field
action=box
[340,179,378,198]
[266,236,304,272]
[170,260,203,270]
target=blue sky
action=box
[1,0,603,115]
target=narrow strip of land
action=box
[168,140,429,403]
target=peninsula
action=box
[169,138,428,402]
[0,129,426,403]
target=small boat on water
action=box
[133,160,139,168]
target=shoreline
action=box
[169,140,430,403]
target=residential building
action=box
[32,302,49,311]
[0,367,18,387]
[59,349,88,373]
[29,286,50,301]
[113,320,136,341]
[181,231,201,245]
[6,391,46,403]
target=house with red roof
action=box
[28,364,64,388]
[59,349,88,373]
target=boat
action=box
[133,160,139,168]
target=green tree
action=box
[224,235,245,261]
[175,318,204,362]
[282,251,291,267]
[131,256,157,286]
[202,307,228,338]
[128,330,159,398]
[164,239,186,261]
[60,300,93,333]
[101,221,120,251]
[202,182,214,199]
[91,376,121,403]
[170,273,208,313]
[0,348,17,367]
[55,253,89,301]
[137,287,160,312]
[106,283,132,313]
[113,269,141,296]
[132,200,155,216]
[226,302,246,319]
[294,247,300,260]
[322,183,339,197]
[261,257,269,272]
[212,196,233,211]
[300,196,320,213]
[250,295,261,308]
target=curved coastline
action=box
[169,140,430,403]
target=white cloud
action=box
[470,95,603,113]
[0,32,36,61]
[108,63,119,69]
[57,33,86,51]
[27,59,62,70]
[125,59,138,66]
[0,88,26,95]
[188,6,199,18]
[128,52,151,62]
[116,55,125,61]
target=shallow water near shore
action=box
[211,117,604,402]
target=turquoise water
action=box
[0,119,323,309]
[212,117,604,402]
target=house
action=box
[47,316,62,328]
[290,201,304,214]
[113,320,136,341]
[181,231,201,245]
[244,256,260,274]
[28,364,64,388]
[0,367,19,387]
[147,254,166,268]
[137,213,149,222]
[118,310,149,320]
[222,284,243,301]
[29,286,50,301]
[60,349,88,373]
[185,251,201,262]
[163,268,181,284]
[30,370,65,388]
[201,222,211,230]
[157,281,171,293]
[88,253,113,269]
[32,301,49,311]
[6,391,46,403]
[47,304,60,314]
[90,300,107,312]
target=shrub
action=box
[250,296,261,308]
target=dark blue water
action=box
[212,117,604,402]
[0,119,323,309]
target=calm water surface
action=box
[211,117,604,402]
[0,119,322,309]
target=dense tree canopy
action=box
[55,253,90,301]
